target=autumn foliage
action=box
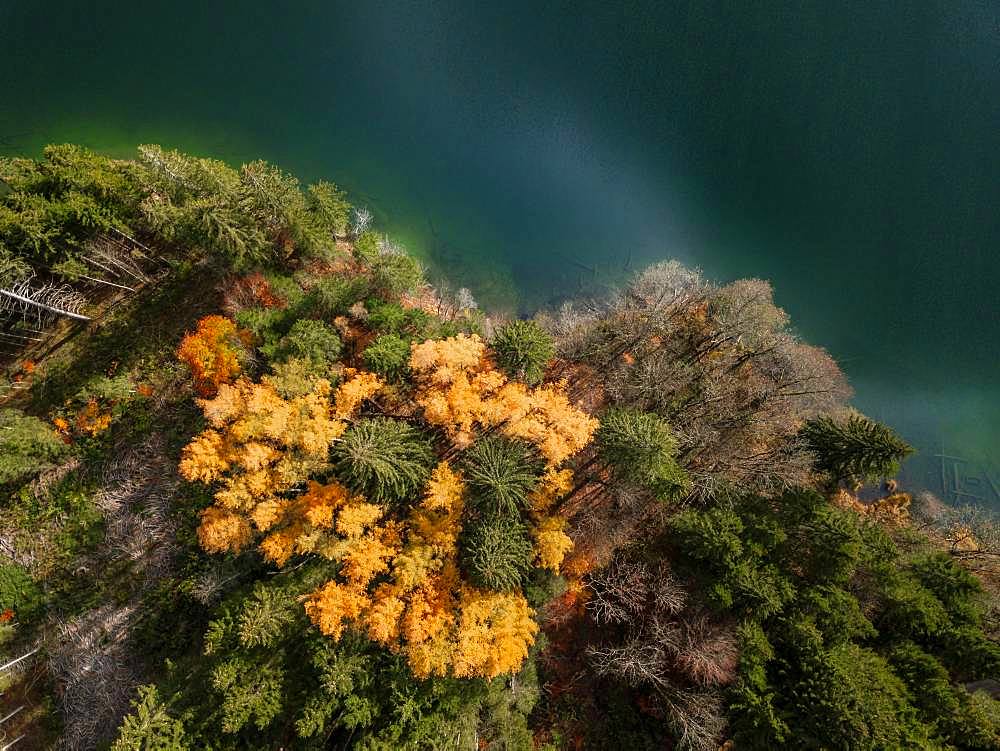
[179,330,595,679]
[408,334,596,465]
[180,372,382,555]
[301,465,540,679]
[176,315,253,396]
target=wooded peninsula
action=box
[0,145,998,750]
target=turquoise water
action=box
[1,2,998,501]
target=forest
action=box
[0,144,998,749]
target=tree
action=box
[176,315,253,396]
[363,333,411,381]
[547,261,850,500]
[460,513,534,592]
[596,407,689,501]
[111,685,188,751]
[311,274,371,317]
[461,436,541,516]
[180,373,382,555]
[491,320,555,385]
[0,408,70,486]
[306,180,352,237]
[408,333,597,463]
[353,231,425,298]
[891,642,1000,749]
[332,417,434,505]
[264,317,342,368]
[801,413,913,483]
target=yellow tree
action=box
[179,372,384,556]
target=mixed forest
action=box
[0,144,998,750]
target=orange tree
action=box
[176,315,254,396]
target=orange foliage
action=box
[533,514,574,572]
[198,507,253,554]
[180,376,366,556]
[299,462,540,679]
[530,467,574,512]
[74,398,112,437]
[176,315,253,397]
[409,334,597,463]
[182,332,599,681]
[222,272,287,312]
[333,370,383,418]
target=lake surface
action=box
[2,1,998,503]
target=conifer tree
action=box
[491,319,554,385]
[460,513,535,591]
[332,417,434,504]
[461,436,541,516]
[110,685,188,751]
[801,414,913,482]
[596,407,689,500]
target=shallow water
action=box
[1,1,997,503]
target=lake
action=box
[1,1,997,503]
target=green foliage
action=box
[111,685,188,751]
[0,144,139,265]
[116,563,500,749]
[891,642,1000,749]
[263,318,342,368]
[212,657,286,733]
[310,273,371,317]
[671,488,1000,748]
[363,334,411,381]
[237,160,321,255]
[332,418,434,504]
[801,413,913,483]
[135,145,339,266]
[0,563,44,624]
[797,585,876,644]
[461,436,541,517]
[729,620,788,746]
[910,553,985,627]
[460,512,535,592]
[233,306,288,345]
[0,408,70,486]
[669,504,793,617]
[596,407,689,500]
[307,181,352,237]
[490,319,554,385]
[478,662,542,750]
[780,630,934,749]
[939,625,1000,682]
[354,232,425,298]
[366,299,431,336]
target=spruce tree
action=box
[596,407,689,501]
[490,319,555,385]
[332,418,434,504]
[461,436,541,516]
[801,414,913,483]
[460,512,535,591]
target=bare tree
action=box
[351,206,372,237]
[554,260,850,504]
[0,274,91,324]
[584,553,736,750]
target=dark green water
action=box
[1,2,998,501]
